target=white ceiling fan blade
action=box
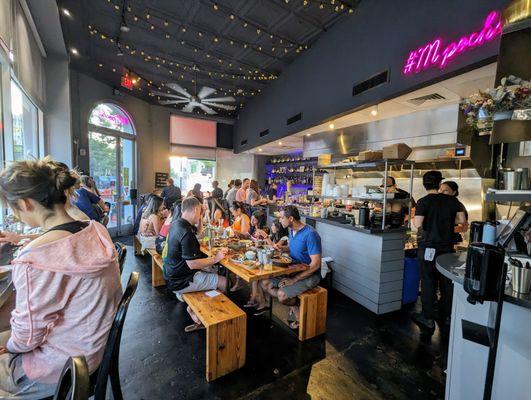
[198,104,217,115]
[203,102,237,111]
[159,100,190,105]
[181,103,195,113]
[166,83,192,98]
[202,96,235,103]
[197,86,217,99]
[151,91,189,100]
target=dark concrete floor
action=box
[117,245,448,400]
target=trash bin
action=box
[403,250,420,305]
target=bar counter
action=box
[436,252,531,400]
[302,215,406,314]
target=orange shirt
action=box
[232,213,250,233]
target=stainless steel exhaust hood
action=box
[303,104,493,177]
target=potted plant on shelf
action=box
[460,75,530,135]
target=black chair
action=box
[53,356,90,400]
[114,242,127,274]
[92,271,139,400]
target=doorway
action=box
[88,103,136,236]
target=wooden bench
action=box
[297,286,328,341]
[182,291,246,381]
[146,249,165,288]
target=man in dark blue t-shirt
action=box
[259,205,322,328]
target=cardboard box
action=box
[382,143,412,160]
[358,150,383,161]
[318,154,332,166]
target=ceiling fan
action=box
[151,82,237,115]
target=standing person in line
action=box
[163,197,228,333]
[211,181,223,200]
[226,179,240,206]
[236,178,249,203]
[161,178,182,207]
[0,157,121,399]
[187,183,204,203]
[267,182,278,201]
[412,171,466,332]
[246,179,268,214]
[439,181,469,245]
[224,180,235,199]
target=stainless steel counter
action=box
[436,251,531,309]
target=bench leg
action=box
[299,289,327,341]
[206,314,246,381]
[133,236,143,256]
[151,258,165,288]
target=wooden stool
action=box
[146,249,165,287]
[182,291,246,381]
[297,286,328,341]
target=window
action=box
[170,157,216,194]
[88,103,136,235]
[10,80,39,160]
[89,103,135,135]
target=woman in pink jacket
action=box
[0,157,122,399]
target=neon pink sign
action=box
[403,11,502,75]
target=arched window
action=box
[89,103,135,135]
[88,103,136,236]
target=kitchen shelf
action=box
[267,159,317,166]
[312,195,412,202]
[318,159,415,170]
[485,189,531,202]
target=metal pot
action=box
[516,168,530,190]
[498,168,517,190]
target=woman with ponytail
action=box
[0,157,122,398]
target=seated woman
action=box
[266,219,289,248]
[209,190,229,228]
[72,176,108,224]
[155,197,177,254]
[138,195,166,251]
[0,157,122,399]
[230,201,250,235]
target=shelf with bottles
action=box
[267,155,317,165]
[268,176,314,185]
[269,165,316,174]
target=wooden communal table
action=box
[199,244,307,283]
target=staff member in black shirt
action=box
[163,196,228,333]
[412,171,466,332]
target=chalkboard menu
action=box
[155,172,169,188]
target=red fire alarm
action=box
[121,75,133,90]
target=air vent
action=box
[407,93,447,106]
[240,139,247,146]
[286,113,302,125]
[352,70,389,96]
[259,129,270,137]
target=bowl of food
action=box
[245,250,256,261]
[272,254,292,267]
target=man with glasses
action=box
[259,205,322,329]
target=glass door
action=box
[89,131,135,236]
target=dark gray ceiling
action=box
[57,0,358,119]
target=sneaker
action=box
[412,312,435,330]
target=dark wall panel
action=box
[217,123,234,149]
[233,0,509,153]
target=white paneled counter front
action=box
[304,216,406,314]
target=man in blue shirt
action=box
[259,205,322,328]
